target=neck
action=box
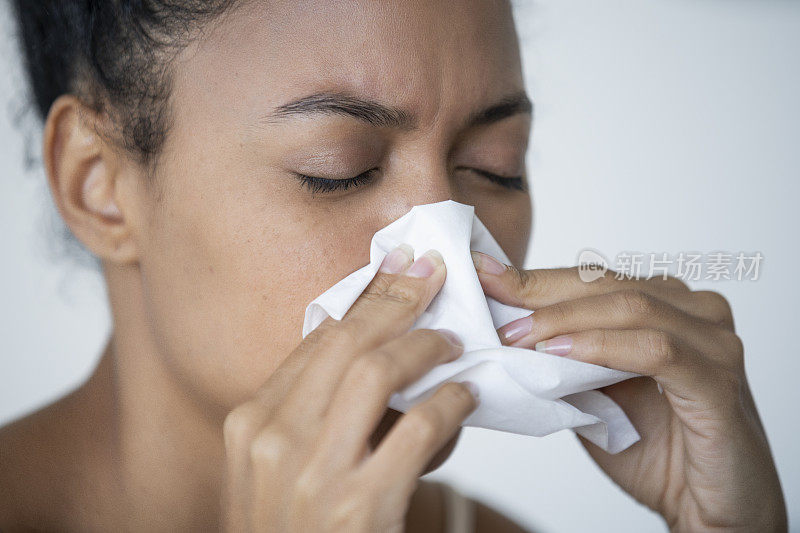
[88,261,437,531]
[96,261,226,531]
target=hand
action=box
[471,251,787,532]
[221,245,478,532]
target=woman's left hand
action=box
[471,251,787,532]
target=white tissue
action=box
[302,200,641,454]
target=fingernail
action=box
[460,380,480,403]
[534,335,573,356]
[405,249,443,278]
[471,251,506,275]
[497,314,533,344]
[379,243,414,274]
[436,328,463,349]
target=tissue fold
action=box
[302,200,641,454]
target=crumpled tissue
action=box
[302,200,641,454]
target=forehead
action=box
[170,0,523,128]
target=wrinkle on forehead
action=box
[170,0,523,130]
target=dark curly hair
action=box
[10,0,238,167]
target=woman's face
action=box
[129,0,532,427]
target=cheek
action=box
[473,195,532,267]
[137,175,384,411]
[137,140,531,413]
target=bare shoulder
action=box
[473,497,535,533]
[412,480,535,533]
[0,385,114,531]
[0,397,71,528]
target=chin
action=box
[369,408,462,475]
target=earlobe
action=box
[43,94,137,263]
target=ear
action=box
[42,95,139,264]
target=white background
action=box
[1,1,798,531]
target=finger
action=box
[223,346,319,444]
[224,244,429,452]
[224,245,447,520]
[498,289,735,361]
[276,246,448,425]
[222,358,313,510]
[532,327,744,406]
[249,422,301,528]
[224,245,418,430]
[472,251,693,307]
[361,381,478,501]
[472,251,735,328]
[575,376,669,462]
[688,290,735,328]
[307,328,464,471]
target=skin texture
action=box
[0,0,787,531]
[473,253,788,532]
[0,0,532,531]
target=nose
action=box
[383,157,466,221]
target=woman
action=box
[0,0,787,531]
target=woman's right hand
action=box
[221,244,478,532]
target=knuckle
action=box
[353,280,424,318]
[381,283,421,309]
[513,266,548,300]
[249,426,290,468]
[640,329,680,369]
[402,409,441,446]
[583,329,611,359]
[223,405,259,450]
[330,494,372,531]
[616,289,657,317]
[717,329,745,366]
[667,275,690,290]
[600,267,620,284]
[696,290,734,325]
[598,268,623,287]
[602,266,618,280]
[292,468,324,506]
[648,273,689,290]
[363,272,395,295]
[512,265,530,288]
[324,321,365,351]
[538,302,569,328]
[350,350,397,389]
[357,287,390,306]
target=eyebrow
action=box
[261,90,533,131]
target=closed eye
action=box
[294,168,378,194]
[294,167,526,194]
[458,167,527,192]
